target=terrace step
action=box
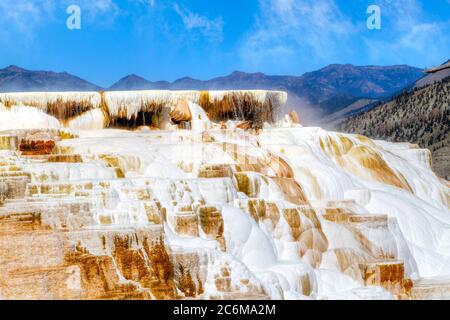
[26,181,94,197]
[359,260,412,299]
[0,176,30,199]
[0,135,19,151]
[22,154,83,163]
[0,265,84,299]
[198,164,233,178]
[412,277,450,300]
[322,212,388,226]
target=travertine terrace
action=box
[0,90,449,300]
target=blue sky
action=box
[0,0,449,87]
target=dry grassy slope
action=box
[338,77,450,179]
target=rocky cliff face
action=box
[0,90,449,300]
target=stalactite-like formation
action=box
[0,90,287,131]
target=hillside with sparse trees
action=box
[338,76,450,179]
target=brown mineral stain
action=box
[320,135,412,191]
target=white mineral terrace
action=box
[0,90,449,300]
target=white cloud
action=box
[400,23,442,50]
[240,0,356,70]
[241,0,449,70]
[0,0,56,46]
[364,0,450,67]
[173,3,223,42]
[134,0,156,9]
[0,0,53,33]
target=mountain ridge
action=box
[0,65,101,92]
[0,64,424,117]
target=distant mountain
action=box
[296,64,423,103]
[110,65,424,117]
[1,64,424,117]
[338,61,450,179]
[109,74,170,91]
[0,65,102,92]
[109,74,152,91]
[110,71,287,91]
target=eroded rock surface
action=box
[0,91,449,300]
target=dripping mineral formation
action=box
[0,90,449,300]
